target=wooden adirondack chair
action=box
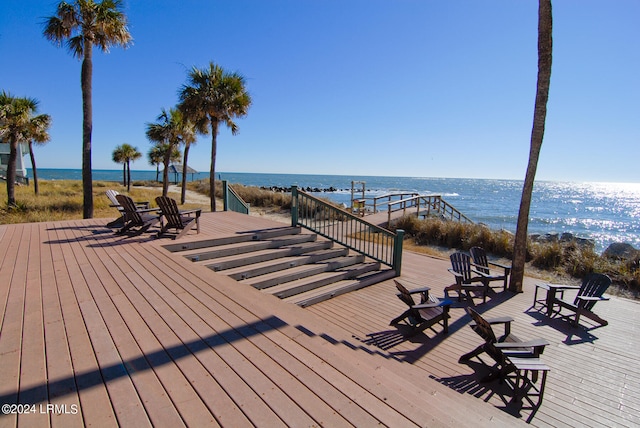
[390,280,451,336]
[105,189,150,227]
[114,194,160,236]
[535,273,611,327]
[155,196,201,239]
[470,246,511,292]
[445,252,490,303]
[459,307,550,406]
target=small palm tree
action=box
[112,143,141,192]
[25,113,52,195]
[0,91,50,206]
[510,0,553,292]
[178,62,252,211]
[146,108,187,197]
[147,144,164,182]
[179,122,197,205]
[43,0,132,218]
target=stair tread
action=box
[224,248,349,279]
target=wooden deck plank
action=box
[18,224,49,427]
[0,225,28,428]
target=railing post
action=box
[222,180,229,212]
[393,229,404,276]
[291,185,299,227]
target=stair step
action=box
[245,255,366,290]
[204,241,334,272]
[265,262,382,299]
[184,234,317,262]
[225,248,349,280]
[162,226,302,252]
[284,269,397,307]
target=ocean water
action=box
[31,169,640,253]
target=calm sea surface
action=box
[32,169,640,253]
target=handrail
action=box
[291,186,403,274]
[369,192,419,213]
[386,194,473,225]
[222,180,250,214]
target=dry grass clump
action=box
[0,180,204,224]
[186,180,294,209]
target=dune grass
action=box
[0,180,207,224]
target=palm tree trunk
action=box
[162,152,171,197]
[81,41,94,219]
[29,141,39,195]
[509,0,553,292]
[126,159,131,192]
[209,120,219,212]
[122,163,126,187]
[180,143,191,205]
[6,140,18,207]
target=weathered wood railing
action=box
[292,186,404,274]
[222,180,250,214]
[386,194,473,225]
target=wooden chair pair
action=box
[445,248,511,303]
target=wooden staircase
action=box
[162,226,396,307]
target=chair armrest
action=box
[547,283,581,291]
[479,316,514,325]
[138,208,161,214]
[448,269,464,279]
[407,286,431,294]
[487,261,511,271]
[495,338,549,349]
[180,208,202,216]
[576,295,610,302]
[413,298,452,310]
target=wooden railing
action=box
[222,180,250,214]
[292,186,404,274]
[386,194,473,225]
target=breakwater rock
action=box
[602,242,640,260]
[530,232,595,250]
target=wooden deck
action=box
[0,212,638,427]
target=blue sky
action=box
[1,0,638,183]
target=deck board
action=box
[1,212,637,427]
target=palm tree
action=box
[147,144,164,182]
[146,108,187,197]
[25,113,52,195]
[112,145,126,186]
[43,0,132,219]
[178,62,252,211]
[0,91,49,206]
[112,143,141,191]
[509,0,553,292]
[179,122,197,205]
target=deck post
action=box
[222,180,229,211]
[291,185,299,227]
[393,229,404,276]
